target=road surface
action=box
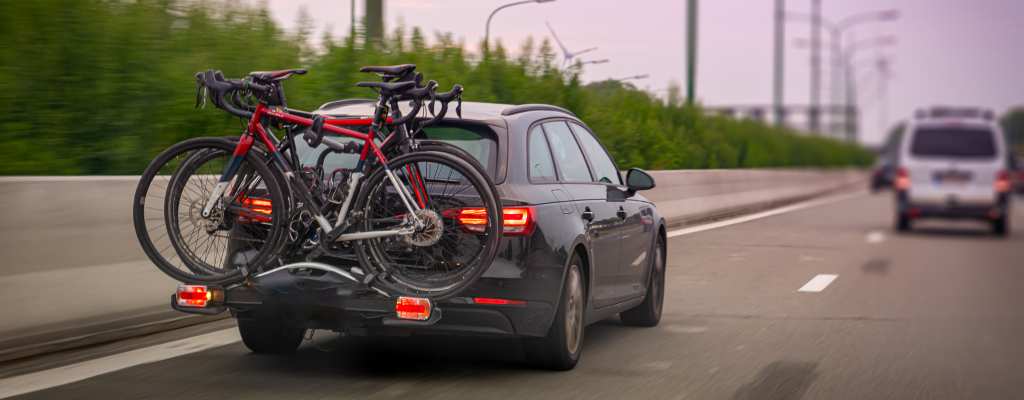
[3,191,1022,399]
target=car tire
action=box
[621,234,665,327]
[524,258,585,371]
[895,213,911,232]
[992,215,1008,237]
[238,316,305,354]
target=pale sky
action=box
[266,0,1024,145]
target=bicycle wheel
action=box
[353,150,502,299]
[133,137,287,285]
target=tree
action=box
[1000,107,1024,156]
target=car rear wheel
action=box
[237,315,305,354]
[992,215,1008,236]
[621,234,666,327]
[524,258,585,371]
[895,213,911,232]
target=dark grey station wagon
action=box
[228,100,667,371]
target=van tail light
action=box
[176,285,223,308]
[449,206,535,236]
[395,296,432,320]
[995,170,1011,193]
[237,196,272,223]
[894,167,911,190]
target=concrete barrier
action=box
[0,169,865,360]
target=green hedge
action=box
[0,1,872,175]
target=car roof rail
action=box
[501,104,576,117]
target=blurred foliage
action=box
[0,0,872,175]
[1000,107,1024,156]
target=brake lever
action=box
[455,95,462,119]
[195,85,208,109]
[428,90,438,116]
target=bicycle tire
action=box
[133,137,287,285]
[353,150,502,299]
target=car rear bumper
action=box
[174,267,557,338]
[898,191,1009,220]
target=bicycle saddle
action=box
[359,64,416,77]
[248,68,307,82]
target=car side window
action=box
[543,121,593,182]
[569,122,621,185]
[528,125,557,182]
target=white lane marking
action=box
[667,191,865,238]
[866,230,886,244]
[797,274,838,293]
[0,328,240,399]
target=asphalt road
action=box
[4,191,1023,399]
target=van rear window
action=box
[910,127,996,158]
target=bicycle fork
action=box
[201,135,254,218]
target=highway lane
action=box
[4,192,1023,399]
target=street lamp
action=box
[614,74,649,81]
[786,9,899,107]
[485,0,556,49]
[786,8,899,140]
[578,59,609,66]
[792,33,895,141]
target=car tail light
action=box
[395,296,432,320]
[895,167,910,190]
[472,297,527,306]
[452,207,535,236]
[176,285,222,308]
[995,170,1011,193]
[238,196,272,223]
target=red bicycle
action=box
[133,64,502,299]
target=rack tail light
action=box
[176,285,223,308]
[395,296,432,320]
[451,207,535,236]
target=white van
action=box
[894,107,1013,235]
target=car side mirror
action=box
[626,168,655,195]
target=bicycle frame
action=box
[202,99,428,244]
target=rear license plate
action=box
[933,170,972,185]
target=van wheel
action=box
[524,259,585,371]
[238,315,305,354]
[895,213,911,232]
[621,234,665,327]
[992,216,1008,237]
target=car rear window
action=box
[418,123,498,178]
[298,122,498,179]
[910,127,997,158]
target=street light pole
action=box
[773,0,785,126]
[685,0,699,105]
[809,0,821,133]
[485,0,555,51]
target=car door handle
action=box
[616,207,627,219]
[581,208,594,222]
